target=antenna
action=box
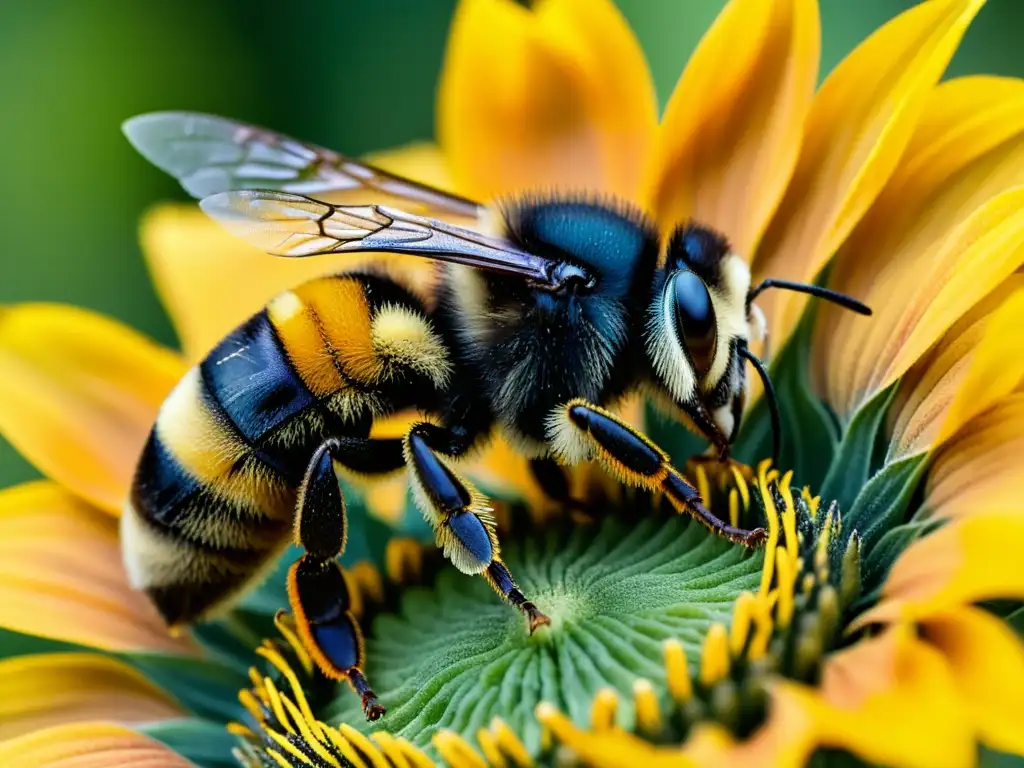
[739,346,781,465]
[748,278,871,316]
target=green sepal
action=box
[857,515,944,608]
[846,453,929,556]
[141,717,239,768]
[129,652,247,723]
[979,746,1024,768]
[0,627,78,659]
[807,748,875,768]
[819,385,897,513]
[0,626,248,723]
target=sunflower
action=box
[2,0,1024,766]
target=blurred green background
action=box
[0,0,1021,487]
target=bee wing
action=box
[123,111,482,220]
[201,190,559,285]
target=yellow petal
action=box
[142,143,446,362]
[0,653,181,741]
[0,722,192,768]
[0,482,189,654]
[814,75,1024,415]
[755,0,985,350]
[888,285,1024,459]
[926,607,1024,756]
[791,626,973,768]
[437,0,657,200]
[0,304,184,513]
[924,394,1024,520]
[856,513,1024,627]
[643,0,819,257]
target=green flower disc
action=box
[326,512,763,754]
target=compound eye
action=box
[672,270,717,378]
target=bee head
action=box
[646,224,753,450]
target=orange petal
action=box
[814,75,1024,415]
[0,304,184,513]
[791,626,973,768]
[437,0,657,200]
[855,513,1024,627]
[643,0,819,257]
[924,394,1024,521]
[888,285,1024,459]
[926,607,1024,756]
[0,482,189,654]
[0,653,181,741]
[755,0,985,350]
[0,722,192,768]
[142,143,447,362]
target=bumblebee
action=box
[121,112,870,720]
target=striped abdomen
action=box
[121,272,451,626]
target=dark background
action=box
[0,0,1021,486]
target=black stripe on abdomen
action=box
[200,310,318,480]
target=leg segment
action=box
[287,440,384,721]
[547,399,766,547]
[403,423,551,633]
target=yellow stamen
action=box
[729,591,755,655]
[775,546,796,630]
[476,728,507,768]
[589,687,619,732]
[265,727,314,765]
[239,689,265,723]
[339,723,390,768]
[757,463,780,596]
[352,561,385,604]
[248,666,263,690]
[779,471,797,562]
[279,695,339,768]
[395,737,435,768]
[728,488,739,529]
[632,678,662,735]
[695,463,711,506]
[265,747,292,768]
[386,537,424,583]
[490,717,534,767]
[263,678,296,735]
[227,723,253,738]
[257,645,322,739]
[433,729,488,768]
[748,594,775,661]
[273,612,314,675]
[323,727,368,768]
[371,732,411,768]
[729,464,750,510]
[801,487,820,518]
[662,639,692,702]
[699,623,730,686]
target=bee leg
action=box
[404,423,551,634]
[287,439,385,721]
[547,399,767,548]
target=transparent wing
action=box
[201,190,561,285]
[123,111,482,219]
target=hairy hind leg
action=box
[546,399,767,548]
[404,423,551,633]
[287,439,384,721]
